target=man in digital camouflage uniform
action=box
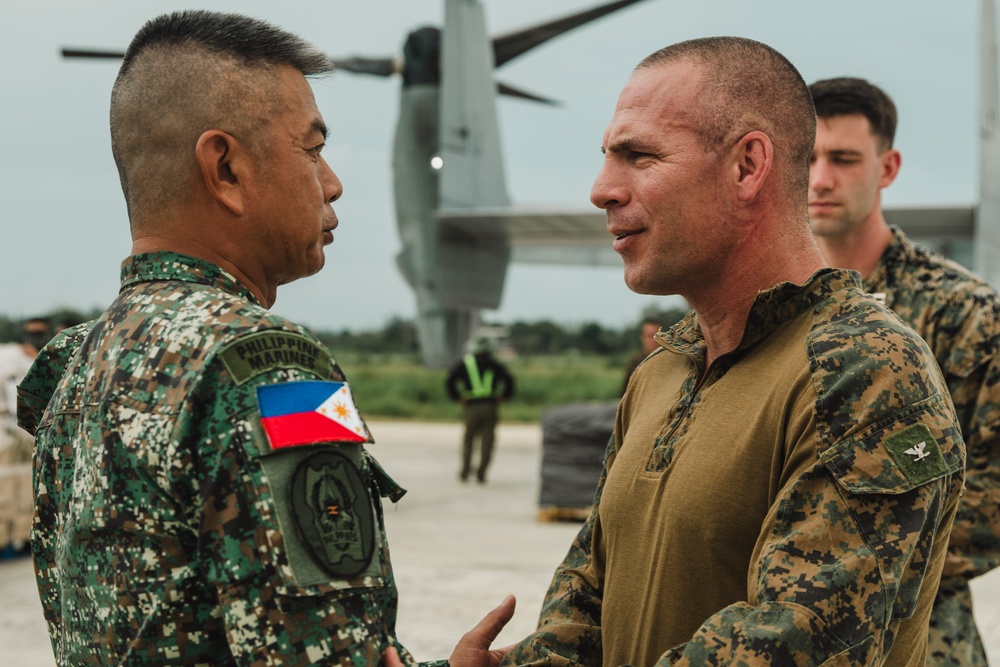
[467,38,965,667]
[809,76,1000,667]
[15,11,512,666]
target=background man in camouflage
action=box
[481,37,965,666]
[16,10,512,666]
[808,76,1000,667]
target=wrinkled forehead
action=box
[604,62,707,141]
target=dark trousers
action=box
[461,400,498,481]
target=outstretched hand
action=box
[382,596,517,667]
[450,595,517,667]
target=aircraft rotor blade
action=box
[60,47,401,79]
[492,0,648,68]
[61,48,125,59]
[497,81,559,106]
[331,56,401,77]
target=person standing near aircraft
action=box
[808,76,1000,667]
[15,10,514,665]
[456,37,964,666]
[446,338,515,484]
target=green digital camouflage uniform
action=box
[16,252,419,667]
[17,322,92,436]
[502,269,965,667]
[865,227,1000,666]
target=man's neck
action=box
[814,212,893,281]
[687,224,827,368]
[131,234,274,308]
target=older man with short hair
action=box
[17,11,510,666]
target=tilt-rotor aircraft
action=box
[63,0,997,366]
[63,0,650,367]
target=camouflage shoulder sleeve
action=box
[500,434,617,667]
[653,392,963,665]
[15,321,93,435]
[174,325,416,665]
[935,297,1000,584]
[654,299,966,665]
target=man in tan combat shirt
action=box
[457,37,966,667]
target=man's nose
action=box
[322,157,343,204]
[591,161,627,209]
[809,158,833,193]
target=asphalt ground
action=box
[2,420,999,664]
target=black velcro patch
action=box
[290,450,375,578]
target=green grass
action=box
[335,352,625,422]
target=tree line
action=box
[0,307,689,356]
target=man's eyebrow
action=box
[312,120,329,140]
[827,148,863,157]
[602,137,651,155]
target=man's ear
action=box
[731,130,773,203]
[195,130,248,216]
[879,148,901,189]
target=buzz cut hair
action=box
[110,10,334,227]
[809,77,897,152]
[635,36,816,204]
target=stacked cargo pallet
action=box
[537,401,617,523]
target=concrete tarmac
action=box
[2,420,999,664]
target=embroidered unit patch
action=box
[290,450,375,577]
[884,423,948,484]
[257,381,367,449]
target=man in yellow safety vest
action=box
[445,338,515,484]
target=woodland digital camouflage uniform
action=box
[865,227,1000,666]
[17,252,421,666]
[502,269,965,666]
[17,322,91,435]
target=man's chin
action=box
[623,270,674,297]
[308,255,327,277]
[278,255,326,286]
[808,217,849,238]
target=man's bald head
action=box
[110,10,334,229]
[635,37,816,206]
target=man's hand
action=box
[381,596,516,667]
[450,595,517,667]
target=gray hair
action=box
[110,10,334,227]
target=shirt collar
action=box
[863,226,910,309]
[659,267,863,360]
[119,252,261,306]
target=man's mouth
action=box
[322,214,339,245]
[611,228,641,252]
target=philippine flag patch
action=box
[256,381,367,449]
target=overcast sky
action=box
[0,0,982,332]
